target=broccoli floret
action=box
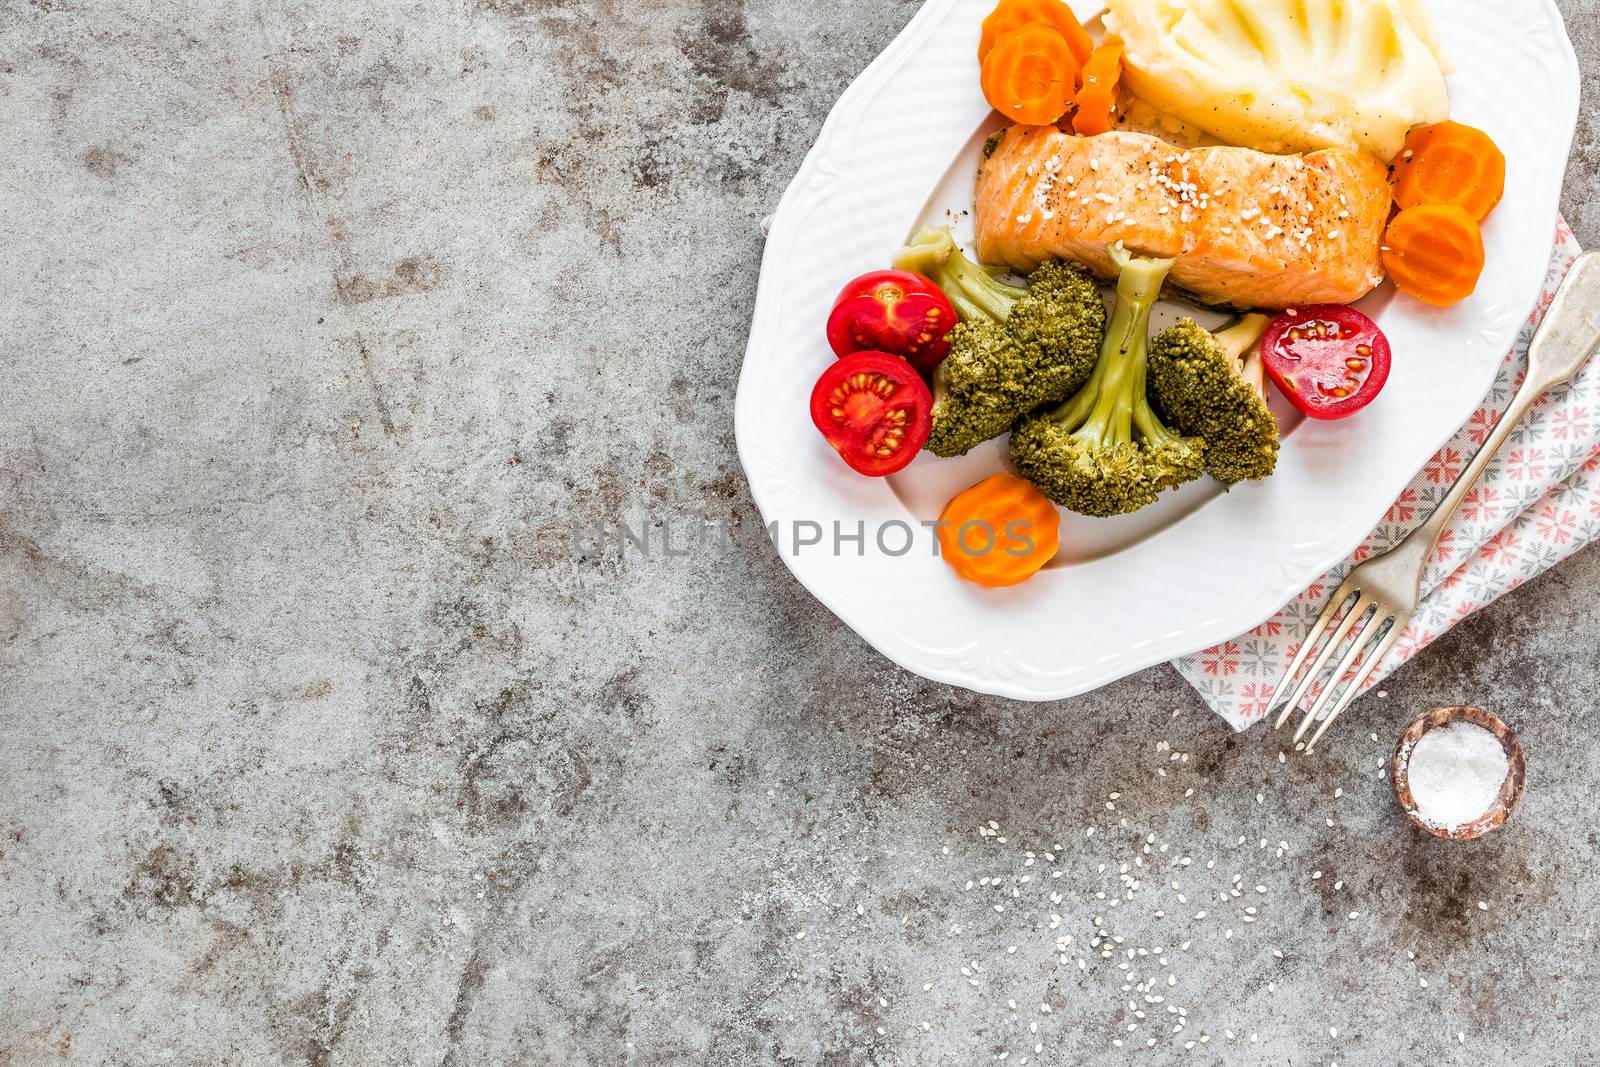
[1010,245,1206,517]
[921,322,1028,456]
[1009,261,1114,403]
[892,227,1105,458]
[1148,315,1279,485]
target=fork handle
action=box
[1397,252,1600,576]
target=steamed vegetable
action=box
[1381,204,1485,308]
[1010,245,1206,517]
[809,351,933,476]
[938,474,1061,587]
[978,0,1092,65]
[1071,38,1124,136]
[1259,305,1392,420]
[826,269,959,374]
[1148,314,1279,484]
[892,227,1106,458]
[1390,121,1505,222]
[981,22,1080,126]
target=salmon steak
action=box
[974,126,1392,309]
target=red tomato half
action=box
[826,270,959,375]
[1261,305,1392,421]
[809,352,933,476]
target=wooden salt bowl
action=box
[1390,706,1525,841]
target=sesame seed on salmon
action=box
[974,126,1392,310]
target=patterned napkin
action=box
[1176,220,1586,730]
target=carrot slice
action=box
[1382,204,1485,308]
[978,0,1092,67]
[938,474,1060,588]
[1071,37,1123,136]
[981,23,1080,126]
[1391,121,1506,222]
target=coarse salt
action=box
[1403,722,1509,831]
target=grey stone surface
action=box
[2,1,1597,1063]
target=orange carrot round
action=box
[980,23,1080,127]
[978,0,1092,67]
[938,474,1061,588]
[1382,204,1485,308]
[1071,37,1124,136]
[1391,121,1506,222]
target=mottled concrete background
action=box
[2,1,1597,1064]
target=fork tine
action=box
[1272,591,1368,730]
[1268,585,1360,728]
[1303,620,1403,753]
[1291,606,1382,744]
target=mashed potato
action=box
[1102,0,1451,160]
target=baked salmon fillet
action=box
[974,126,1391,309]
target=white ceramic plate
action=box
[736,0,1580,701]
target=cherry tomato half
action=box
[826,270,959,376]
[1260,305,1392,421]
[809,352,933,476]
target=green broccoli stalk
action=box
[1010,245,1206,517]
[891,227,1106,458]
[1148,314,1280,485]
[1233,318,1269,398]
[895,227,1028,323]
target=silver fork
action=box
[1268,251,1600,752]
